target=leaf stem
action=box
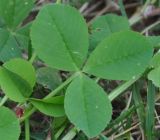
[44,72,80,99]
[25,118,30,140]
[62,127,77,140]
[20,107,36,122]
[108,75,141,101]
[141,20,160,34]
[118,0,128,18]
[129,0,150,26]
[0,96,8,107]
[29,52,36,63]
[54,124,67,139]
[20,72,80,122]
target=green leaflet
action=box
[0,0,35,29]
[64,74,112,138]
[36,67,62,90]
[89,14,130,51]
[147,36,160,48]
[31,4,89,71]
[148,66,160,87]
[3,58,36,88]
[84,30,153,80]
[0,0,34,62]
[14,22,32,49]
[0,106,20,140]
[0,28,21,62]
[149,51,160,68]
[30,96,65,117]
[0,26,32,62]
[0,58,36,102]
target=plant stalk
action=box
[62,127,77,140]
[25,118,30,140]
[145,81,155,140]
[108,75,141,101]
[44,72,79,99]
[20,72,80,122]
[0,96,8,107]
[20,107,36,122]
[29,52,36,63]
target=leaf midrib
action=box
[2,67,32,98]
[0,31,9,53]
[86,48,152,68]
[46,8,79,71]
[80,76,91,136]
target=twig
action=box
[114,123,140,139]
[141,20,160,34]
[83,1,102,16]
[79,2,89,13]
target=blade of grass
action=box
[54,124,67,140]
[114,122,140,139]
[132,83,145,130]
[99,134,108,140]
[108,75,141,101]
[118,0,128,18]
[106,106,136,136]
[0,95,8,107]
[62,127,77,140]
[145,81,156,140]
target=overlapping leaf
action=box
[0,0,34,62]
[89,14,130,51]
[0,58,36,102]
[36,67,61,90]
[150,51,160,68]
[0,0,35,29]
[0,107,20,140]
[31,4,89,71]
[64,74,112,138]
[30,96,65,117]
[147,36,160,48]
[148,66,160,87]
[84,30,153,80]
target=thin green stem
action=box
[0,96,8,107]
[129,13,142,26]
[20,107,36,122]
[95,77,100,83]
[62,127,77,140]
[54,124,67,140]
[29,52,36,63]
[108,75,141,101]
[132,83,145,130]
[146,81,155,140]
[20,72,80,122]
[129,0,150,26]
[25,118,30,140]
[118,0,128,18]
[141,20,160,34]
[44,72,80,99]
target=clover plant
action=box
[0,0,159,139]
